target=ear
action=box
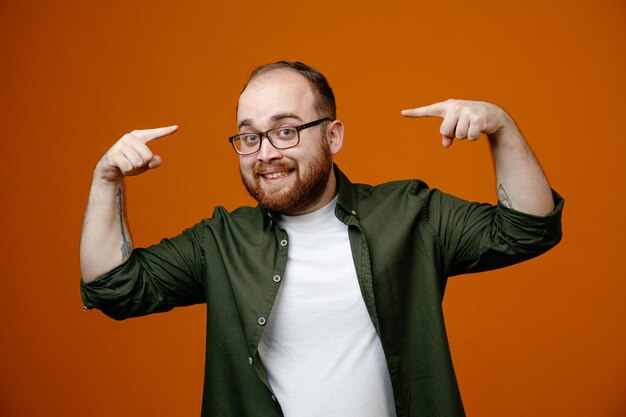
[326,119,344,156]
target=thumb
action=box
[147,155,162,169]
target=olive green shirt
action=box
[81,165,564,417]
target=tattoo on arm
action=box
[116,186,132,260]
[497,184,513,208]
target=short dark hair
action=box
[243,61,336,120]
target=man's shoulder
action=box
[335,166,449,217]
[183,204,272,245]
[205,204,266,225]
[349,177,435,202]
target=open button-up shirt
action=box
[81,165,564,417]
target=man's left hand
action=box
[401,99,513,148]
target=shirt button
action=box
[273,275,281,283]
[271,395,277,402]
[248,356,253,365]
[280,239,288,247]
[351,210,357,215]
[258,317,266,326]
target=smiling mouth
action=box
[260,170,292,180]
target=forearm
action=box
[488,115,554,216]
[79,176,132,283]
[401,99,555,216]
[79,126,178,282]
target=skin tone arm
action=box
[80,125,178,284]
[401,99,554,216]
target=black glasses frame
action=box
[228,117,332,155]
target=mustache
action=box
[253,161,297,175]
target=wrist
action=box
[487,113,523,149]
[91,169,123,190]
[93,160,124,186]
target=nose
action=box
[257,135,283,163]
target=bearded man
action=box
[80,61,563,417]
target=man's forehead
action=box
[237,69,315,125]
[238,113,303,130]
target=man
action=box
[80,61,563,417]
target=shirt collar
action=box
[333,164,360,219]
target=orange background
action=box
[1,0,624,416]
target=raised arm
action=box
[401,99,554,216]
[80,125,178,283]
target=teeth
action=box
[264,171,289,179]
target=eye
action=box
[276,127,296,139]
[241,134,260,144]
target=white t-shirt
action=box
[258,197,396,417]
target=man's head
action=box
[235,61,344,215]
[242,61,337,121]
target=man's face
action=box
[236,69,336,215]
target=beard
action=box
[240,139,333,214]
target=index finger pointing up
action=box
[401,102,448,118]
[131,125,179,143]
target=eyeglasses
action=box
[228,118,332,155]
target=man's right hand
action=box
[80,125,178,282]
[95,125,179,183]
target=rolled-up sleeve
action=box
[425,189,564,276]
[80,221,207,320]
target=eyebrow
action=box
[238,113,303,130]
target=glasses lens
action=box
[233,134,260,154]
[268,127,298,149]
